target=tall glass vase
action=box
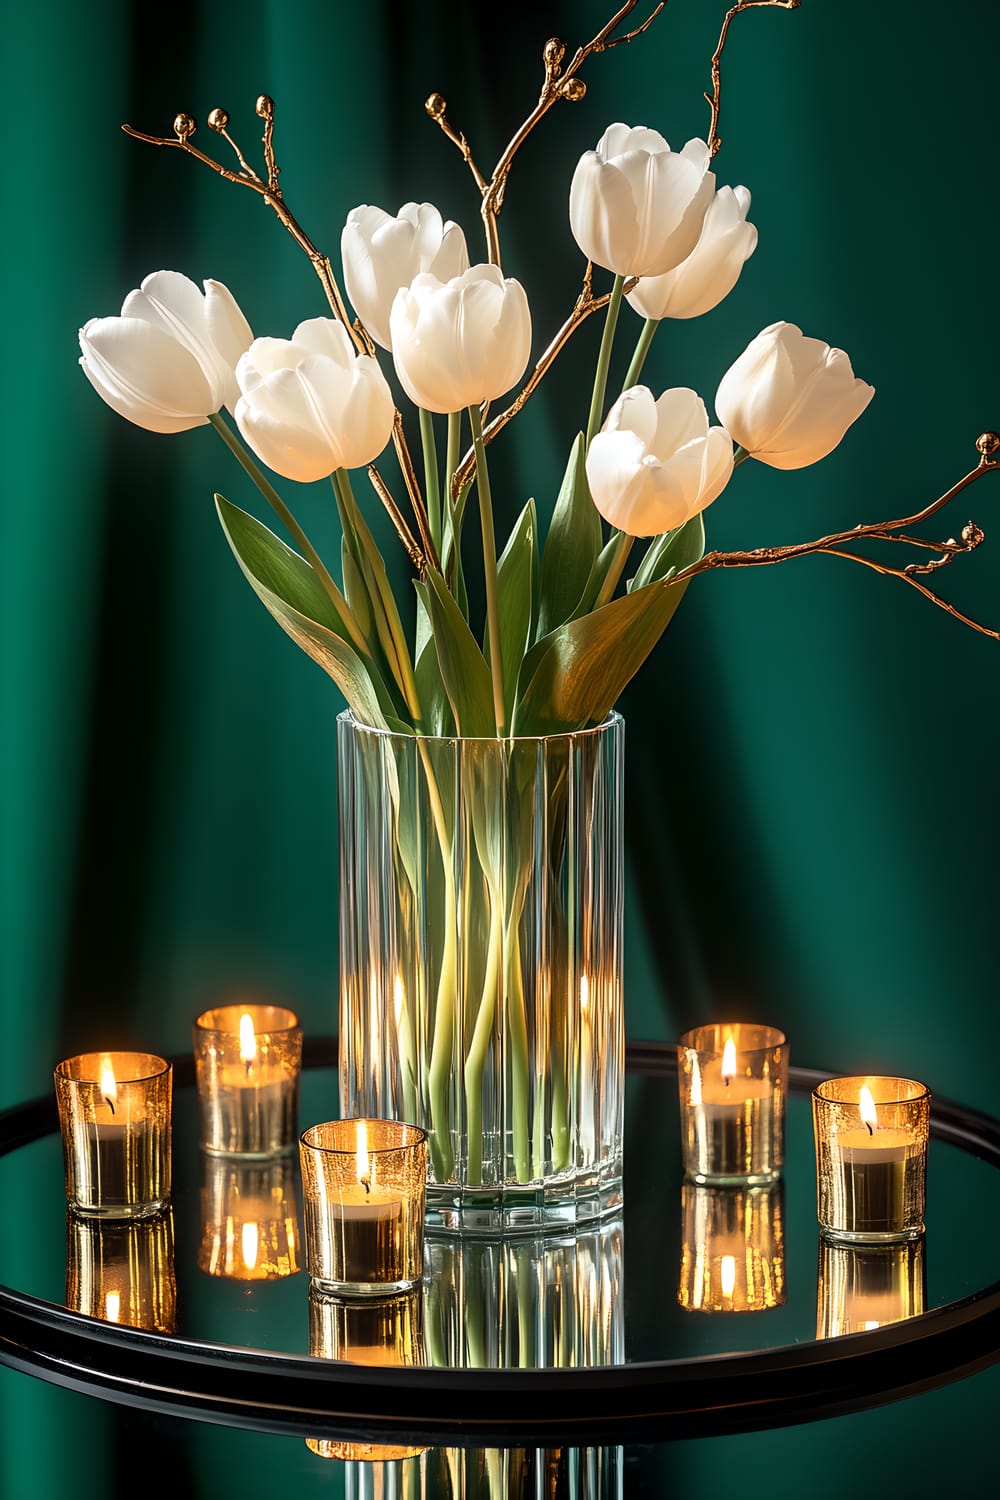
[337,710,625,1234]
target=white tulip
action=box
[586,385,734,537]
[626,186,758,322]
[234,317,396,481]
[569,124,716,279]
[715,321,875,470]
[79,270,253,434]
[342,202,470,351]
[389,264,532,415]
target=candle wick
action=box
[105,1096,116,1116]
[361,1176,371,1197]
[724,1076,731,1089]
[865,1120,874,1136]
[244,1058,252,1079]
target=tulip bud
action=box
[389,264,532,415]
[585,385,734,537]
[715,321,875,470]
[626,185,757,322]
[341,201,470,352]
[234,318,396,482]
[569,123,716,279]
[79,270,253,434]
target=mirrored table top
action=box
[1,1041,998,1449]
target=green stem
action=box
[418,740,458,1183]
[419,406,441,554]
[734,445,751,467]
[504,913,531,1183]
[623,317,659,391]
[468,402,506,736]
[593,531,635,610]
[585,272,626,447]
[208,412,367,655]
[464,883,504,1186]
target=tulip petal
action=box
[79,316,213,432]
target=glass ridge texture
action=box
[677,1023,787,1184]
[54,1051,172,1219]
[337,709,625,1234]
[192,1004,302,1158]
[299,1118,428,1295]
[812,1075,931,1243]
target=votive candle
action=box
[677,1180,785,1314]
[198,1153,302,1281]
[193,1003,302,1157]
[812,1074,930,1243]
[677,1023,787,1184]
[65,1209,177,1332]
[817,1237,927,1338]
[54,1051,172,1218]
[299,1118,427,1296]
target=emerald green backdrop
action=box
[1,1,998,1495]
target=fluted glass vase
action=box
[337,710,625,1234]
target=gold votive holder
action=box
[677,1181,785,1313]
[299,1118,427,1297]
[193,1003,302,1158]
[65,1208,177,1332]
[812,1074,930,1243]
[54,1052,172,1219]
[817,1238,927,1338]
[197,1153,302,1281]
[677,1023,787,1184]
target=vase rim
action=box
[337,707,624,746]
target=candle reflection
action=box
[65,1209,176,1332]
[817,1238,927,1338]
[198,1154,301,1281]
[677,1180,785,1313]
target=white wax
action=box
[699,1067,771,1108]
[837,1128,912,1164]
[333,1184,402,1221]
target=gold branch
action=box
[669,436,1000,641]
[122,103,436,574]
[427,2,667,266]
[705,1,799,159]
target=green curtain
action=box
[2,2,998,1494]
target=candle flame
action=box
[356,1119,370,1187]
[863,1319,881,1331]
[104,1291,121,1323]
[393,973,405,1027]
[238,1012,257,1065]
[241,1221,259,1272]
[721,1037,737,1082]
[859,1085,878,1134]
[720,1255,736,1299]
[99,1056,117,1112]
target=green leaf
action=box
[536,433,602,638]
[628,511,706,592]
[414,567,495,737]
[215,494,397,731]
[512,570,702,735]
[572,532,624,619]
[414,594,456,737]
[494,498,538,725]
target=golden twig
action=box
[451,268,638,500]
[670,436,1000,641]
[121,104,436,574]
[426,2,667,266]
[705,2,799,158]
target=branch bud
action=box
[560,77,586,101]
[976,431,999,459]
[256,94,274,119]
[173,112,195,140]
[425,92,447,120]
[207,107,229,131]
[544,38,565,70]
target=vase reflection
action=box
[65,1208,176,1332]
[677,1180,785,1313]
[342,1446,622,1499]
[817,1237,927,1337]
[197,1153,301,1281]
